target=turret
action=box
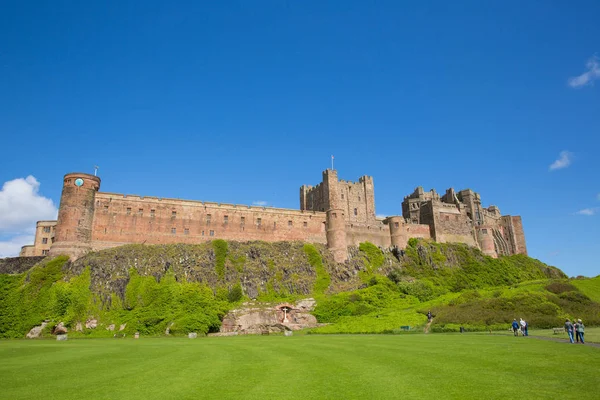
[326,208,347,262]
[476,225,497,258]
[387,216,407,248]
[49,172,101,259]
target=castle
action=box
[20,169,527,262]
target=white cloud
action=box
[575,208,598,216]
[568,56,600,88]
[0,176,57,235]
[376,214,387,219]
[549,151,573,171]
[0,235,35,258]
[252,200,268,206]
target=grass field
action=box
[1,334,598,400]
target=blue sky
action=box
[1,1,598,277]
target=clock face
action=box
[75,178,84,187]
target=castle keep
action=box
[20,170,527,261]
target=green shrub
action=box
[304,244,330,294]
[213,240,228,279]
[228,284,243,303]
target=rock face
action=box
[26,322,48,338]
[188,332,197,339]
[85,319,97,329]
[53,322,68,335]
[220,298,318,335]
[0,256,44,274]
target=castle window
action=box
[481,229,488,235]
[43,227,51,233]
[224,215,228,224]
[201,230,205,236]
[126,207,131,215]
[42,238,48,244]
[303,221,308,227]
[341,193,344,199]
[171,228,176,234]
[104,205,109,212]
[184,228,189,235]
[358,196,361,201]
[394,222,399,228]
[104,228,107,234]
[241,216,245,225]
[207,214,212,224]
[171,211,177,218]
[332,213,337,218]
[257,218,262,226]
[445,215,449,221]
[42,250,49,256]
[150,209,155,218]
[354,208,357,216]
[288,220,292,226]
[209,230,215,236]
[273,222,276,228]
[138,208,143,216]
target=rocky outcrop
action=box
[0,256,44,274]
[26,322,48,338]
[53,322,68,335]
[220,298,319,335]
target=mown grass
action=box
[1,335,598,400]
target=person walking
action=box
[577,319,585,344]
[427,311,432,322]
[574,319,580,343]
[512,319,519,336]
[519,318,527,336]
[564,319,575,343]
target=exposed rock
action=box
[208,332,238,337]
[75,322,83,332]
[26,322,47,339]
[220,298,318,335]
[165,322,174,335]
[85,319,97,329]
[56,334,68,341]
[106,324,115,331]
[119,323,126,331]
[53,322,68,335]
[188,332,197,339]
[0,256,44,274]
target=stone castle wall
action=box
[91,193,327,251]
[16,169,528,262]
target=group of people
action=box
[511,318,529,336]
[564,318,585,344]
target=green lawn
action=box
[528,326,600,343]
[0,335,598,400]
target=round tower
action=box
[49,172,101,259]
[326,208,347,263]
[476,225,497,258]
[387,216,408,248]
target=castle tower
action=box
[49,172,101,259]
[387,216,408,248]
[475,225,497,258]
[326,208,347,262]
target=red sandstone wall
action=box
[345,222,391,248]
[91,193,327,250]
[510,216,527,255]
